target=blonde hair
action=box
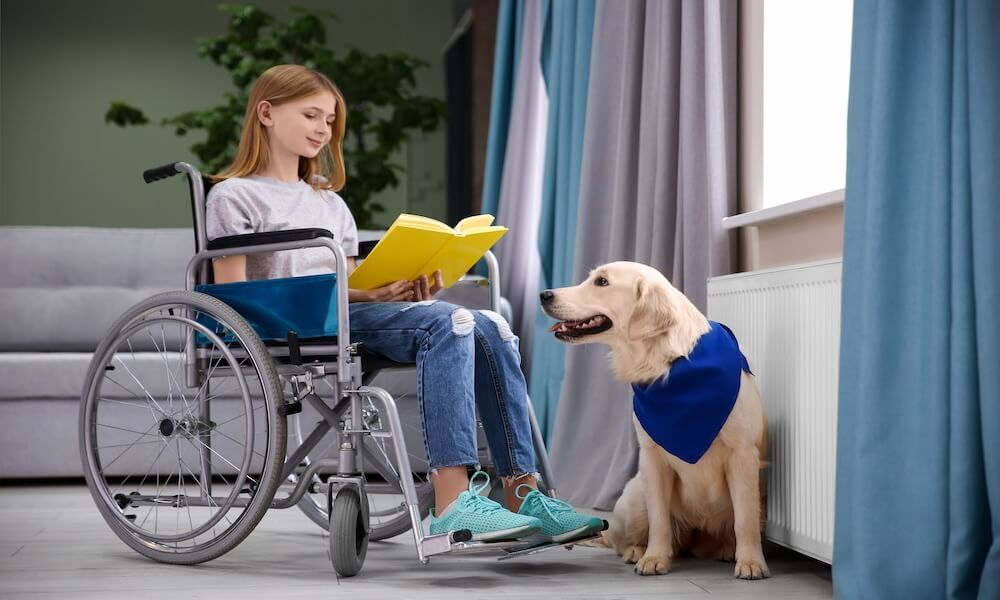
[214,64,347,191]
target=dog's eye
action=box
[594,277,609,287]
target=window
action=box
[745,0,853,209]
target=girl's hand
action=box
[413,271,444,301]
[352,280,414,303]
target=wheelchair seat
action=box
[263,334,413,377]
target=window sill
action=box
[724,189,844,230]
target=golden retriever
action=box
[541,261,770,579]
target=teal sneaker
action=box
[515,485,606,543]
[428,471,542,542]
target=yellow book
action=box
[348,213,508,290]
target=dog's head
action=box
[539,261,690,346]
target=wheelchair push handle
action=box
[143,162,181,183]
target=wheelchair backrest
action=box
[189,175,216,253]
[185,173,217,284]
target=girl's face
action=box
[258,91,338,161]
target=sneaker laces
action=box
[460,471,507,515]
[515,483,574,523]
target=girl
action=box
[205,64,601,543]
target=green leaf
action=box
[105,102,149,126]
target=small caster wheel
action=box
[329,486,368,577]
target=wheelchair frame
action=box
[79,161,596,578]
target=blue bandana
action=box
[631,321,750,464]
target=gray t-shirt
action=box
[205,175,358,281]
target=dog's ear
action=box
[628,278,675,339]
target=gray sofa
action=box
[0,226,509,479]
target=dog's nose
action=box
[540,290,554,305]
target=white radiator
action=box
[706,259,841,564]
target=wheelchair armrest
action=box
[206,228,335,251]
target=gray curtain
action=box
[493,0,547,384]
[547,0,738,509]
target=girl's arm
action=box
[213,255,247,283]
[346,256,415,302]
[212,252,352,285]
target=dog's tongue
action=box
[548,321,572,333]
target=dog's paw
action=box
[634,552,671,576]
[734,556,771,580]
[621,545,646,564]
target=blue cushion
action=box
[195,274,338,341]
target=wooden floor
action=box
[0,482,833,599]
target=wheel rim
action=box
[82,302,278,554]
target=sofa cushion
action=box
[0,227,194,351]
[0,353,96,399]
[0,286,184,351]
[0,352,247,400]
[0,354,430,478]
[0,226,192,287]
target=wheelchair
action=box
[78,161,600,577]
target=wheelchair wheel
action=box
[79,291,287,564]
[290,386,435,541]
[329,486,368,577]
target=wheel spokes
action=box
[86,303,275,552]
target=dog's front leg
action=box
[620,474,649,565]
[725,449,771,579]
[619,478,648,563]
[634,446,674,576]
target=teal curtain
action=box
[835,1,1000,598]
[480,0,526,218]
[527,0,596,441]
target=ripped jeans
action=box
[348,300,537,478]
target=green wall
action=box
[0,0,457,229]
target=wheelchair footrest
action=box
[420,529,604,560]
[495,532,604,560]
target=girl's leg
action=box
[469,311,606,541]
[470,309,604,543]
[349,301,545,542]
[349,301,479,511]
[349,301,598,542]
[470,309,540,511]
[431,467,471,513]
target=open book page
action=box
[348,227,452,290]
[454,214,495,233]
[347,213,507,290]
[419,228,507,288]
[395,214,455,232]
